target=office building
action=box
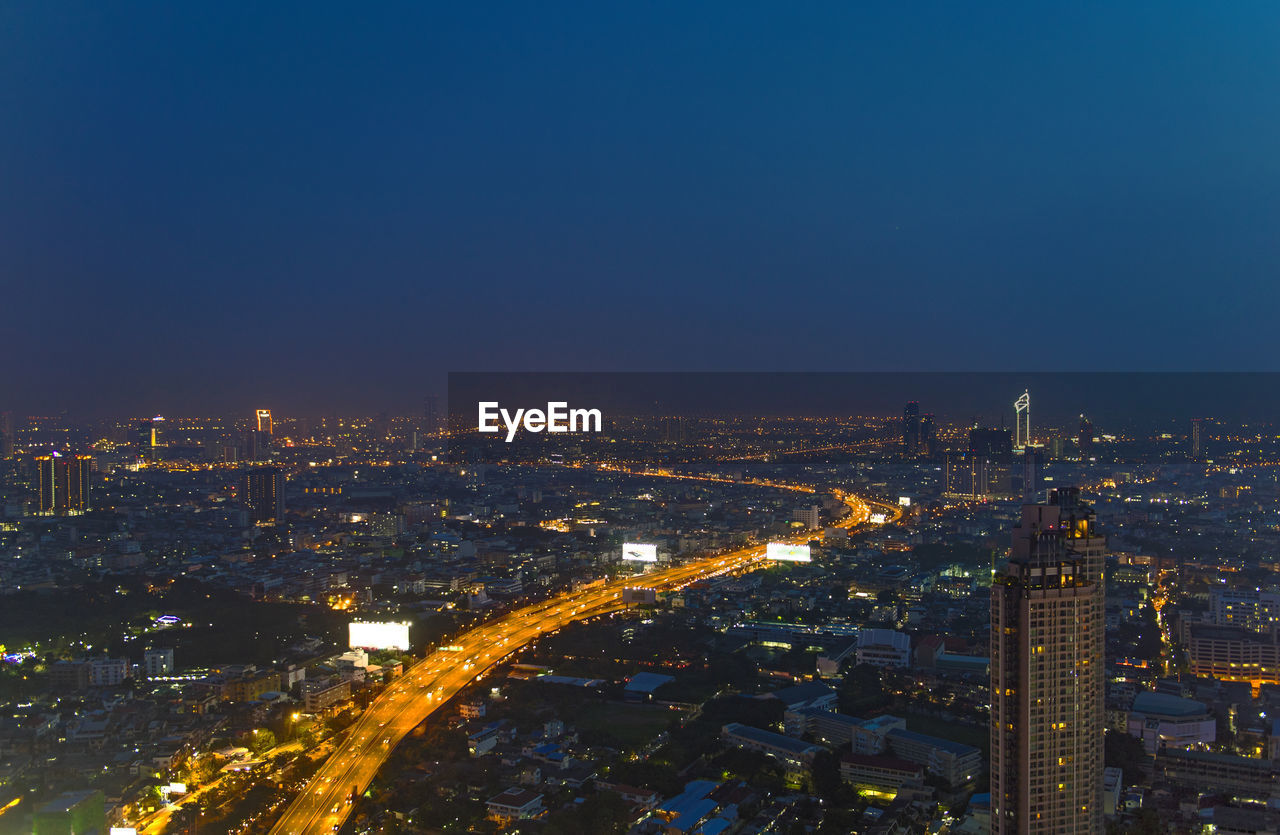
[903,402,921,455]
[1186,624,1280,688]
[256,408,273,435]
[969,427,1013,462]
[132,417,161,461]
[1022,449,1041,503]
[241,466,285,524]
[1078,415,1095,457]
[991,487,1106,833]
[1191,417,1204,460]
[34,453,92,514]
[945,454,990,500]
[920,413,936,456]
[1015,390,1031,448]
[1210,588,1280,631]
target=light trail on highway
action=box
[268,470,895,834]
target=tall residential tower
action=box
[991,487,1106,834]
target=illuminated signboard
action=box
[622,543,658,563]
[869,513,888,524]
[111,829,139,835]
[348,621,412,651]
[765,543,811,562]
[898,496,912,507]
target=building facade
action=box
[990,488,1106,833]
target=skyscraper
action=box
[920,413,936,457]
[1077,415,1095,457]
[1021,449,1042,503]
[1190,418,1203,460]
[256,409,273,435]
[903,402,921,455]
[991,487,1105,833]
[241,467,285,524]
[132,418,161,462]
[34,453,93,514]
[1014,390,1031,448]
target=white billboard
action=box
[622,543,658,563]
[349,621,411,651]
[898,496,912,507]
[766,542,812,562]
[869,513,888,524]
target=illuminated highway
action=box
[269,475,893,834]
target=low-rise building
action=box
[486,787,544,824]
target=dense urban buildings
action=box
[0,387,1278,834]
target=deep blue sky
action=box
[3,2,1279,416]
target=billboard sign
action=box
[766,542,811,562]
[348,621,411,651]
[622,543,658,563]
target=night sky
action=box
[3,3,1279,416]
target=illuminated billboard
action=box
[622,543,658,563]
[348,621,411,651]
[766,542,811,562]
[869,513,888,524]
[898,496,912,507]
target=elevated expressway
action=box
[270,473,899,834]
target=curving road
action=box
[269,475,892,834]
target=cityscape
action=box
[6,4,1280,834]
[1,380,1279,834]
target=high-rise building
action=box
[1014,390,1031,448]
[0,410,14,458]
[132,417,161,462]
[945,454,990,500]
[256,409,273,435]
[241,466,285,524]
[1078,415,1095,457]
[1191,418,1203,460]
[969,427,1013,462]
[920,414,936,457]
[991,487,1105,834]
[903,402,921,455]
[34,453,93,514]
[1021,449,1042,503]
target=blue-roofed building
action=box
[1127,691,1215,754]
[624,672,675,702]
[721,723,823,770]
[758,681,837,711]
[651,781,744,835]
[654,781,720,834]
[885,727,982,787]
